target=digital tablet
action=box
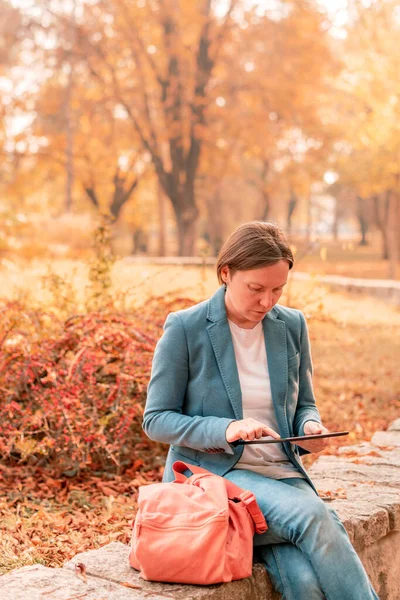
[232,431,349,446]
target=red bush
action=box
[0,297,193,477]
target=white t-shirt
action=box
[228,319,304,480]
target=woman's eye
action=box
[249,286,262,292]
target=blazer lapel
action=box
[263,311,291,438]
[206,321,243,420]
[206,287,243,420]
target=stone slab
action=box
[0,563,170,600]
[388,419,400,431]
[337,441,400,460]
[64,543,280,600]
[358,530,400,600]
[309,457,400,488]
[371,430,400,447]
[311,477,400,547]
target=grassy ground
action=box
[0,259,399,576]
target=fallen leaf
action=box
[121,581,142,589]
[74,562,87,583]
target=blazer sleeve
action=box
[293,310,322,453]
[142,312,235,454]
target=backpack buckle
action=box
[239,491,267,534]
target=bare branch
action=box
[84,186,99,208]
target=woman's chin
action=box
[251,310,268,319]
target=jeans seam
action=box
[271,545,294,600]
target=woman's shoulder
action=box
[165,286,225,329]
[273,304,305,329]
[164,297,210,330]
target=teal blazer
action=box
[143,286,322,492]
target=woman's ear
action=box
[220,265,229,285]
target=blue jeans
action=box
[223,470,379,600]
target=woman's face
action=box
[221,260,289,329]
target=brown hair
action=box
[216,221,294,285]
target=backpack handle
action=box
[172,461,267,534]
[172,460,211,482]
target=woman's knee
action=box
[301,496,331,525]
[294,497,339,544]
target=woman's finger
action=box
[262,426,280,439]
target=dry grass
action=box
[1,255,398,310]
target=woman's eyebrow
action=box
[248,281,287,288]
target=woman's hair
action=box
[216,221,294,284]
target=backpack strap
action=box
[224,479,267,534]
[172,460,212,482]
[172,461,267,534]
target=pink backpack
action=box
[129,461,267,585]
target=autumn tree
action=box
[60,0,240,255]
[195,0,341,245]
[16,0,344,255]
[0,0,23,187]
[32,77,148,222]
[328,0,400,276]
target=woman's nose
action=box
[259,292,272,308]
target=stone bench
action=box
[291,272,400,305]
[2,419,400,600]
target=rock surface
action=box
[64,543,279,600]
[0,563,169,600]
[1,423,399,600]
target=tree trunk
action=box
[332,196,340,241]
[259,160,270,221]
[373,192,389,260]
[208,189,224,255]
[166,181,199,256]
[64,0,76,213]
[287,192,297,234]
[386,190,399,279]
[158,182,167,256]
[259,188,270,221]
[64,61,74,213]
[110,168,139,221]
[306,194,312,241]
[356,195,369,246]
[132,229,148,254]
[176,211,198,256]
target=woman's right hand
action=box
[226,418,281,443]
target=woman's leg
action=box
[256,478,325,600]
[224,470,379,600]
[256,543,325,600]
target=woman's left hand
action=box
[296,421,331,453]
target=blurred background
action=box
[1,0,399,281]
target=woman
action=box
[143,221,378,600]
